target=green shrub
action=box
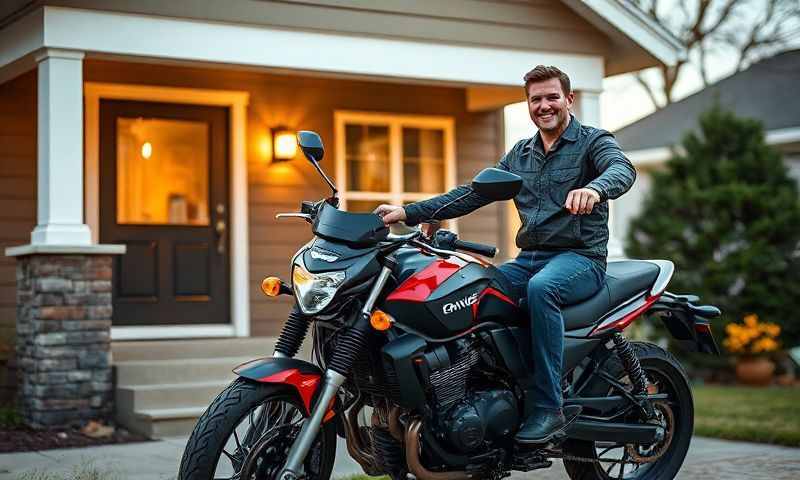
[626,106,800,349]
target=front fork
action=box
[277,262,394,480]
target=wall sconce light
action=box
[272,127,297,162]
[141,141,152,159]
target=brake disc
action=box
[626,401,675,464]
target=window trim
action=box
[334,110,457,230]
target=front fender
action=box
[233,357,330,416]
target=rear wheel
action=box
[178,378,336,480]
[563,342,693,480]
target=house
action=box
[0,0,682,437]
[612,49,800,244]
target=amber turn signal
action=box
[261,277,283,297]
[370,309,394,331]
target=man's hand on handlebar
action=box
[374,204,406,225]
[420,221,440,239]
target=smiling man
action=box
[375,65,636,443]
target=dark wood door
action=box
[100,100,229,326]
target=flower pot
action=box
[735,357,775,386]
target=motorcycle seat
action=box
[563,260,661,331]
[513,260,661,331]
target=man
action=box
[375,65,636,443]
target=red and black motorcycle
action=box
[178,131,720,480]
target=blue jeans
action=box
[497,250,605,410]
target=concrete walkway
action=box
[1,436,798,479]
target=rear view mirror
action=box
[471,168,522,201]
[297,131,324,163]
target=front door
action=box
[100,100,230,326]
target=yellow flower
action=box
[744,314,758,327]
[766,324,781,337]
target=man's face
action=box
[526,78,574,133]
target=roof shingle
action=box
[615,49,800,151]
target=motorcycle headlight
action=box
[292,263,346,315]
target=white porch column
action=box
[31,48,92,246]
[573,90,624,259]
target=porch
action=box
[0,2,680,434]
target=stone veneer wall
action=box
[15,254,113,427]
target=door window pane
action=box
[345,124,390,192]
[403,127,444,193]
[117,117,210,225]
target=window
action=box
[116,117,210,226]
[334,111,456,228]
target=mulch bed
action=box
[0,425,150,453]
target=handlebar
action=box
[453,239,497,258]
[278,199,498,259]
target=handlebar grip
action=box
[453,239,497,258]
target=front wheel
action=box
[178,378,337,480]
[563,342,693,480]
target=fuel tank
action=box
[381,248,522,338]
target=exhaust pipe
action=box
[342,399,381,475]
[405,419,475,480]
[387,406,404,442]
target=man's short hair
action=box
[523,65,571,96]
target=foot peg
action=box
[510,448,552,472]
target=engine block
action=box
[428,340,481,410]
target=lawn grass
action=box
[693,384,800,447]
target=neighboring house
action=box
[613,49,800,244]
[0,0,682,437]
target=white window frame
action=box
[334,111,457,230]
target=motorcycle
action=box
[178,131,721,480]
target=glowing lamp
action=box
[261,277,282,297]
[141,142,152,159]
[272,127,297,162]
[370,309,394,331]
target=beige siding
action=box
[85,60,505,336]
[0,71,37,363]
[40,0,610,57]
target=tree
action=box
[626,106,800,347]
[632,0,800,108]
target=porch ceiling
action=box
[0,6,609,92]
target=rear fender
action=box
[649,293,721,355]
[233,357,338,420]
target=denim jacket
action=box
[403,116,636,264]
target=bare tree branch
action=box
[734,0,781,71]
[632,0,798,109]
[702,0,740,37]
[698,41,711,87]
[634,72,663,109]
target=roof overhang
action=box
[0,6,605,92]
[627,126,800,166]
[563,0,685,75]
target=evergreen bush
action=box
[626,106,800,348]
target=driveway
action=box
[1,436,798,479]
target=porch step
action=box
[122,406,208,439]
[115,356,252,386]
[113,336,311,439]
[116,381,229,411]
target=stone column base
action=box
[13,253,116,428]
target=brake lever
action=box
[275,213,313,223]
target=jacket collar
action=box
[530,114,579,155]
